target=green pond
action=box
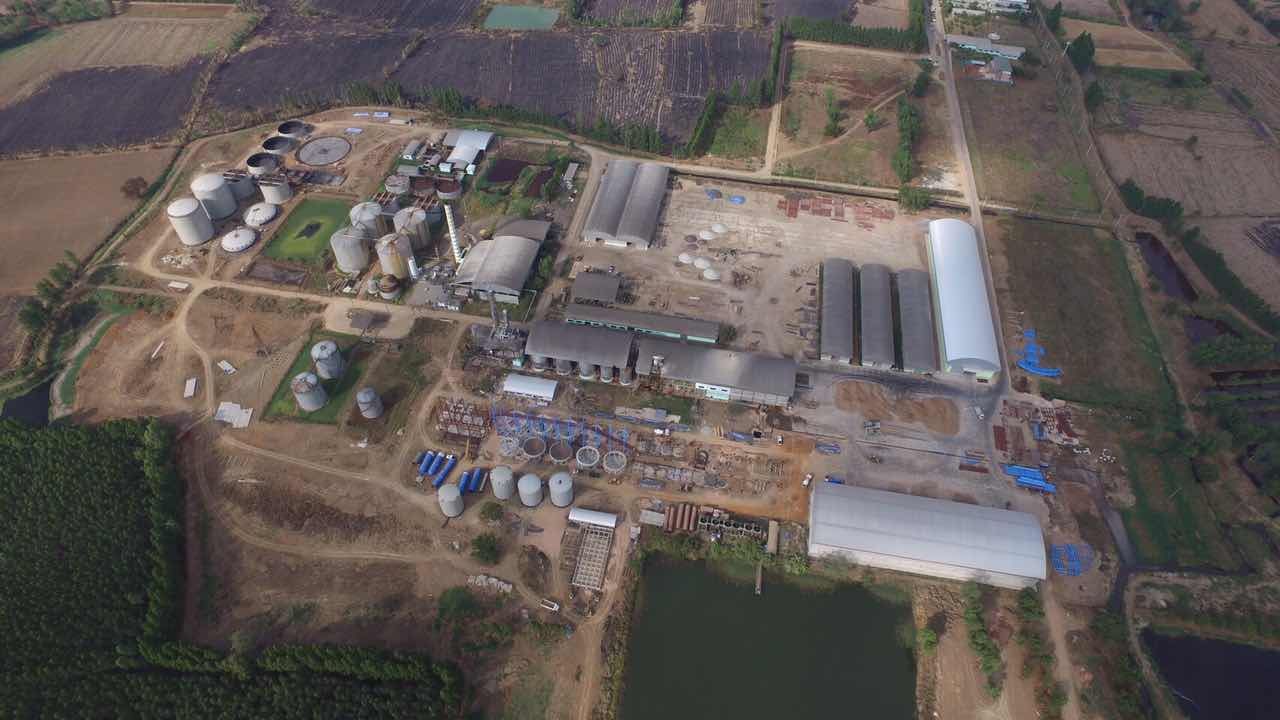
[621,557,916,720]
[482,5,559,30]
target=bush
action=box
[898,185,932,211]
[786,0,927,52]
[479,502,505,522]
[918,627,938,653]
[471,532,502,565]
[1067,31,1096,72]
[438,587,483,624]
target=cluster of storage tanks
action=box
[432,463,575,518]
[288,340,383,418]
[329,200,442,281]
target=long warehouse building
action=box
[583,160,669,248]
[897,269,939,373]
[808,482,1047,589]
[819,258,854,364]
[859,263,894,369]
[565,305,719,344]
[927,219,1000,380]
[634,337,796,407]
[523,321,634,383]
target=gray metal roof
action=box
[820,258,854,361]
[571,272,621,304]
[583,160,668,247]
[897,269,939,373]
[634,337,796,399]
[496,218,552,244]
[452,235,540,295]
[584,160,637,243]
[809,482,1046,581]
[565,305,719,341]
[524,321,634,368]
[859,264,894,367]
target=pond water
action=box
[0,379,51,427]
[621,558,915,720]
[1143,629,1280,718]
[1135,232,1198,302]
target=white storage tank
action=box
[377,274,401,300]
[258,175,293,204]
[702,268,722,282]
[219,227,257,253]
[167,197,214,246]
[329,225,371,274]
[677,252,693,265]
[350,201,386,235]
[490,466,516,500]
[548,472,574,508]
[712,222,728,235]
[291,372,327,412]
[698,230,715,242]
[438,484,464,518]
[191,173,236,221]
[243,202,278,228]
[356,387,383,419]
[393,206,430,250]
[517,473,543,507]
[246,152,279,176]
[693,256,711,270]
[310,340,344,380]
[223,169,255,200]
[377,234,409,280]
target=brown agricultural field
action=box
[852,0,913,30]
[779,45,917,154]
[0,148,175,293]
[1199,41,1280,132]
[1182,0,1277,43]
[1194,216,1280,311]
[1060,18,1191,70]
[1058,0,1122,22]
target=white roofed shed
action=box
[926,219,1000,380]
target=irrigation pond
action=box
[1143,628,1280,718]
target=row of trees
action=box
[892,98,923,184]
[1179,228,1280,335]
[785,2,927,53]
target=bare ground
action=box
[834,380,960,435]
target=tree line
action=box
[784,0,927,53]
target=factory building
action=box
[523,321,634,382]
[583,160,669,248]
[897,269,939,374]
[501,373,558,404]
[927,219,1000,381]
[859,263,894,369]
[570,271,621,305]
[808,482,1047,589]
[819,258,855,364]
[634,337,796,407]
[442,128,495,166]
[451,219,550,304]
[565,305,719,345]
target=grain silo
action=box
[350,201,386,235]
[394,206,430,250]
[258,174,293,204]
[262,135,292,155]
[166,197,214,246]
[329,225,371,274]
[377,234,409,279]
[490,466,516,500]
[356,387,383,419]
[291,372,327,412]
[223,169,255,200]
[518,473,543,507]
[310,340,344,380]
[219,227,257,253]
[548,472,574,508]
[243,202,278,228]
[438,484,464,518]
[191,173,236,221]
[246,152,279,176]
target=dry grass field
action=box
[0,7,244,105]
[0,148,175,293]
[1183,0,1277,42]
[779,46,917,153]
[852,0,912,30]
[1058,0,1122,22]
[1060,18,1191,70]
[1199,41,1280,132]
[1194,217,1280,311]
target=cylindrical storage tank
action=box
[393,232,414,271]
[702,268,722,282]
[377,234,409,280]
[518,473,543,507]
[698,230,715,241]
[693,256,711,270]
[350,201,386,235]
[246,152,279,176]
[437,179,462,200]
[329,226,370,274]
[490,465,516,500]
[677,252,693,265]
[521,435,546,460]
[223,169,255,200]
[277,119,307,139]
[167,197,214,246]
[190,173,236,221]
[548,440,573,465]
[377,274,401,300]
[258,175,293,204]
[425,204,445,231]
[384,174,411,195]
[356,387,383,419]
[243,202,279,228]
[310,340,344,380]
[600,366,614,384]
[603,450,627,474]
[219,227,257,253]
[619,366,634,385]
[394,206,430,250]
[549,472,573,508]
[578,363,596,381]
[438,484,464,518]
[555,359,572,376]
[291,372,327,412]
[262,135,292,155]
[575,445,600,469]
[712,222,728,235]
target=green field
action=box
[1121,443,1238,570]
[262,198,350,263]
[483,4,559,30]
[264,332,366,424]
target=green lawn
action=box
[708,106,769,160]
[264,333,367,424]
[263,198,350,263]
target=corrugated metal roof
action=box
[809,482,1046,581]
[820,258,854,361]
[583,160,668,248]
[444,129,494,165]
[565,305,719,341]
[584,160,637,243]
[634,337,796,399]
[569,507,618,529]
[570,272,621,303]
[452,235,540,295]
[859,263,894,367]
[524,322,634,368]
[897,269,939,373]
[496,218,552,243]
[927,219,1000,375]
[502,373,557,401]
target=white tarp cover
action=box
[569,507,618,529]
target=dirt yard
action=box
[1060,18,1191,70]
[70,309,201,424]
[0,148,175,292]
[852,0,913,29]
[834,380,959,435]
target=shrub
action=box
[479,502,505,522]
[471,532,502,565]
[1084,81,1104,111]
[1067,31,1096,72]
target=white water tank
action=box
[438,484,464,518]
[518,473,543,507]
[243,202,278,228]
[223,169,255,200]
[677,252,693,265]
[356,387,383,419]
[693,256,711,270]
[258,175,292,204]
[490,466,516,500]
[291,372,327,412]
[219,227,257,253]
[394,206,430,250]
[167,197,214,246]
[377,234,409,280]
[191,173,236,221]
[703,268,722,282]
[350,201,386,235]
[548,472,573,508]
[246,152,279,176]
[310,340,344,380]
[329,225,371,274]
[698,229,715,242]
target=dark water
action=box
[1135,232,1198,302]
[621,558,915,720]
[0,379,51,427]
[1143,629,1280,719]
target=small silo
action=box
[223,169,255,200]
[167,197,214,246]
[291,372,327,412]
[350,201,386,236]
[243,202,278,228]
[246,152,279,176]
[377,234,409,279]
[191,173,237,221]
[394,206,430,250]
[258,175,293,205]
[329,225,371,274]
[490,466,516,500]
[277,119,307,139]
[518,473,543,507]
[262,135,292,155]
[548,472,574,508]
[377,274,401,300]
[438,484,464,518]
[356,387,383,419]
[219,227,257,253]
[310,340,344,380]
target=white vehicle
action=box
[803,473,813,487]
[539,598,561,613]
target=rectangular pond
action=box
[1144,628,1280,718]
[483,5,559,30]
[621,557,916,720]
